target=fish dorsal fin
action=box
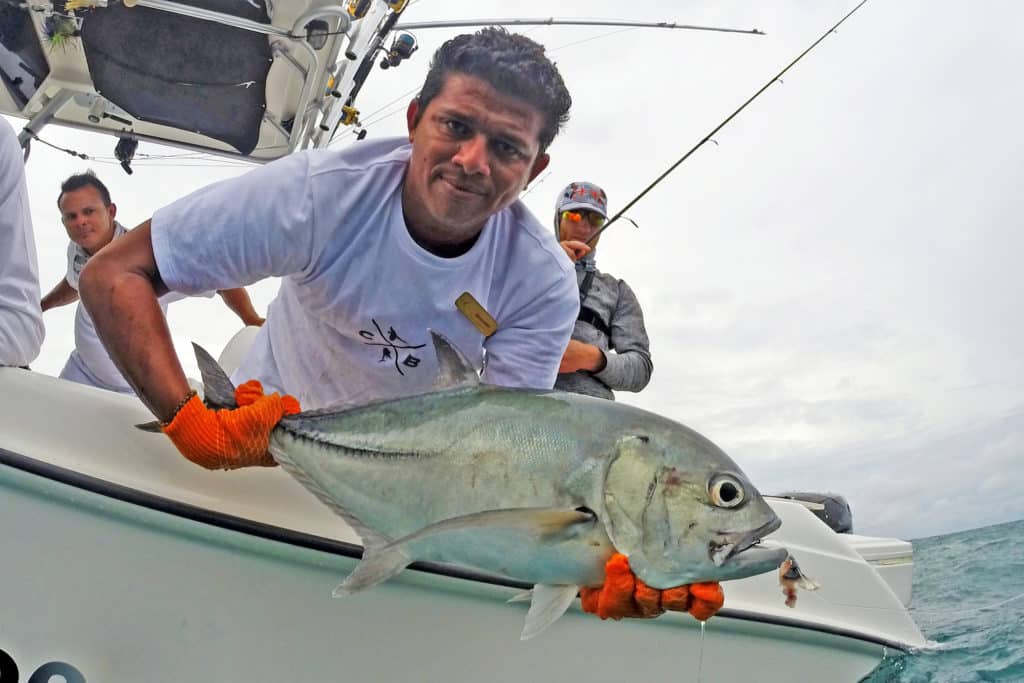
[193,342,237,408]
[430,329,480,389]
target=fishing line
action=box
[326,86,422,146]
[327,24,648,143]
[696,620,707,683]
[520,168,552,197]
[23,130,90,160]
[547,26,637,54]
[586,0,870,246]
[23,127,264,168]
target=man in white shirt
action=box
[41,171,266,393]
[77,28,720,624]
[0,117,44,368]
[81,27,579,467]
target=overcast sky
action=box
[7,0,1024,540]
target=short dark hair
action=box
[414,27,571,153]
[58,171,111,208]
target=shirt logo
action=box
[359,319,425,376]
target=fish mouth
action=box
[708,516,782,567]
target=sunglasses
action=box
[562,210,607,229]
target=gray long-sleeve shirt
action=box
[554,263,652,400]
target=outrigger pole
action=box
[586,0,870,244]
[395,18,764,36]
[319,14,764,146]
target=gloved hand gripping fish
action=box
[193,332,791,638]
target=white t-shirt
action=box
[63,222,190,393]
[152,137,578,410]
[0,118,44,367]
[64,221,129,290]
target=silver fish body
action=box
[275,384,618,585]
[193,334,788,637]
[273,383,782,586]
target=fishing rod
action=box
[587,0,870,245]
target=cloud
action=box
[751,409,1024,539]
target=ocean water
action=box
[865,518,1024,682]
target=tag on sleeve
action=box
[455,291,498,337]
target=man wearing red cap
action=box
[553,181,652,401]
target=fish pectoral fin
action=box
[385,507,599,550]
[333,544,413,597]
[507,590,533,604]
[520,584,580,641]
[333,508,596,598]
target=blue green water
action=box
[865,518,1024,682]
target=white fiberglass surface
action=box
[0,464,890,683]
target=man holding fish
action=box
[80,28,725,626]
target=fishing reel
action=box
[350,0,408,19]
[345,0,370,19]
[379,32,416,69]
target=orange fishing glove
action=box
[579,553,724,621]
[162,380,300,470]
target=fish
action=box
[192,332,789,639]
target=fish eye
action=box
[709,475,746,508]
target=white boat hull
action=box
[0,367,924,681]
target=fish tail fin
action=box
[192,342,237,409]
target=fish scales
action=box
[274,388,607,540]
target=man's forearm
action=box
[78,222,192,421]
[41,279,79,312]
[217,287,264,326]
[559,339,606,374]
[593,349,653,393]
